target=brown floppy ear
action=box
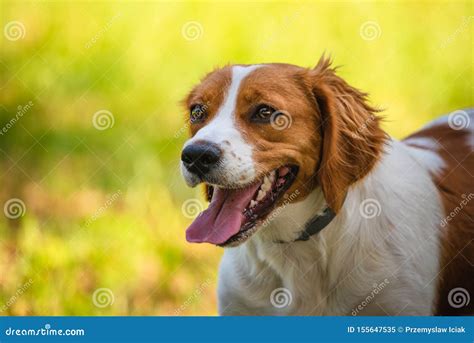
[309,57,387,212]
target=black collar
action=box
[276,206,337,244]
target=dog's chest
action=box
[244,239,356,315]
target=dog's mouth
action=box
[185,165,299,247]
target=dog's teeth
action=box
[269,171,275,183]
[250,200,257,208]
[256,189,266,201]
[260,175,271,192]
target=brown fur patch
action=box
[231,58,387,211]
[309,58,387,211]
[404,114,474,315]
[182,66,232,134]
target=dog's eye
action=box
[251,105,275,122]
[190,104,207,123]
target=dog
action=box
[180,57,473,315]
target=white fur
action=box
[182,65,261,188]
[217,139,444,315]
[402,137,446,175]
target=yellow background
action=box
[0,1,472,315]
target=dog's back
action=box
[404,110,474,315]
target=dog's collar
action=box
[295,206,337,241]
[276,206,337,244]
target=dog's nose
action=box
[181,142,222,176]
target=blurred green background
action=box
[0,0,472,315]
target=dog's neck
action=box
[217,132,450,315]
[229,139,443,314]
[244,137,443,273]
[255,187,330,243]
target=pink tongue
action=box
[186,183,261,245]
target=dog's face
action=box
[181,59,385,247]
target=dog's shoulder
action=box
[404,110,474,315]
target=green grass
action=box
[0,0,472,315]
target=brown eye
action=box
[251,105,275,122]
[190,104,207,123]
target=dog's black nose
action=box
[181,142,222,176]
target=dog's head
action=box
[181,57,386,247]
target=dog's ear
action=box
[309,56,386,212]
